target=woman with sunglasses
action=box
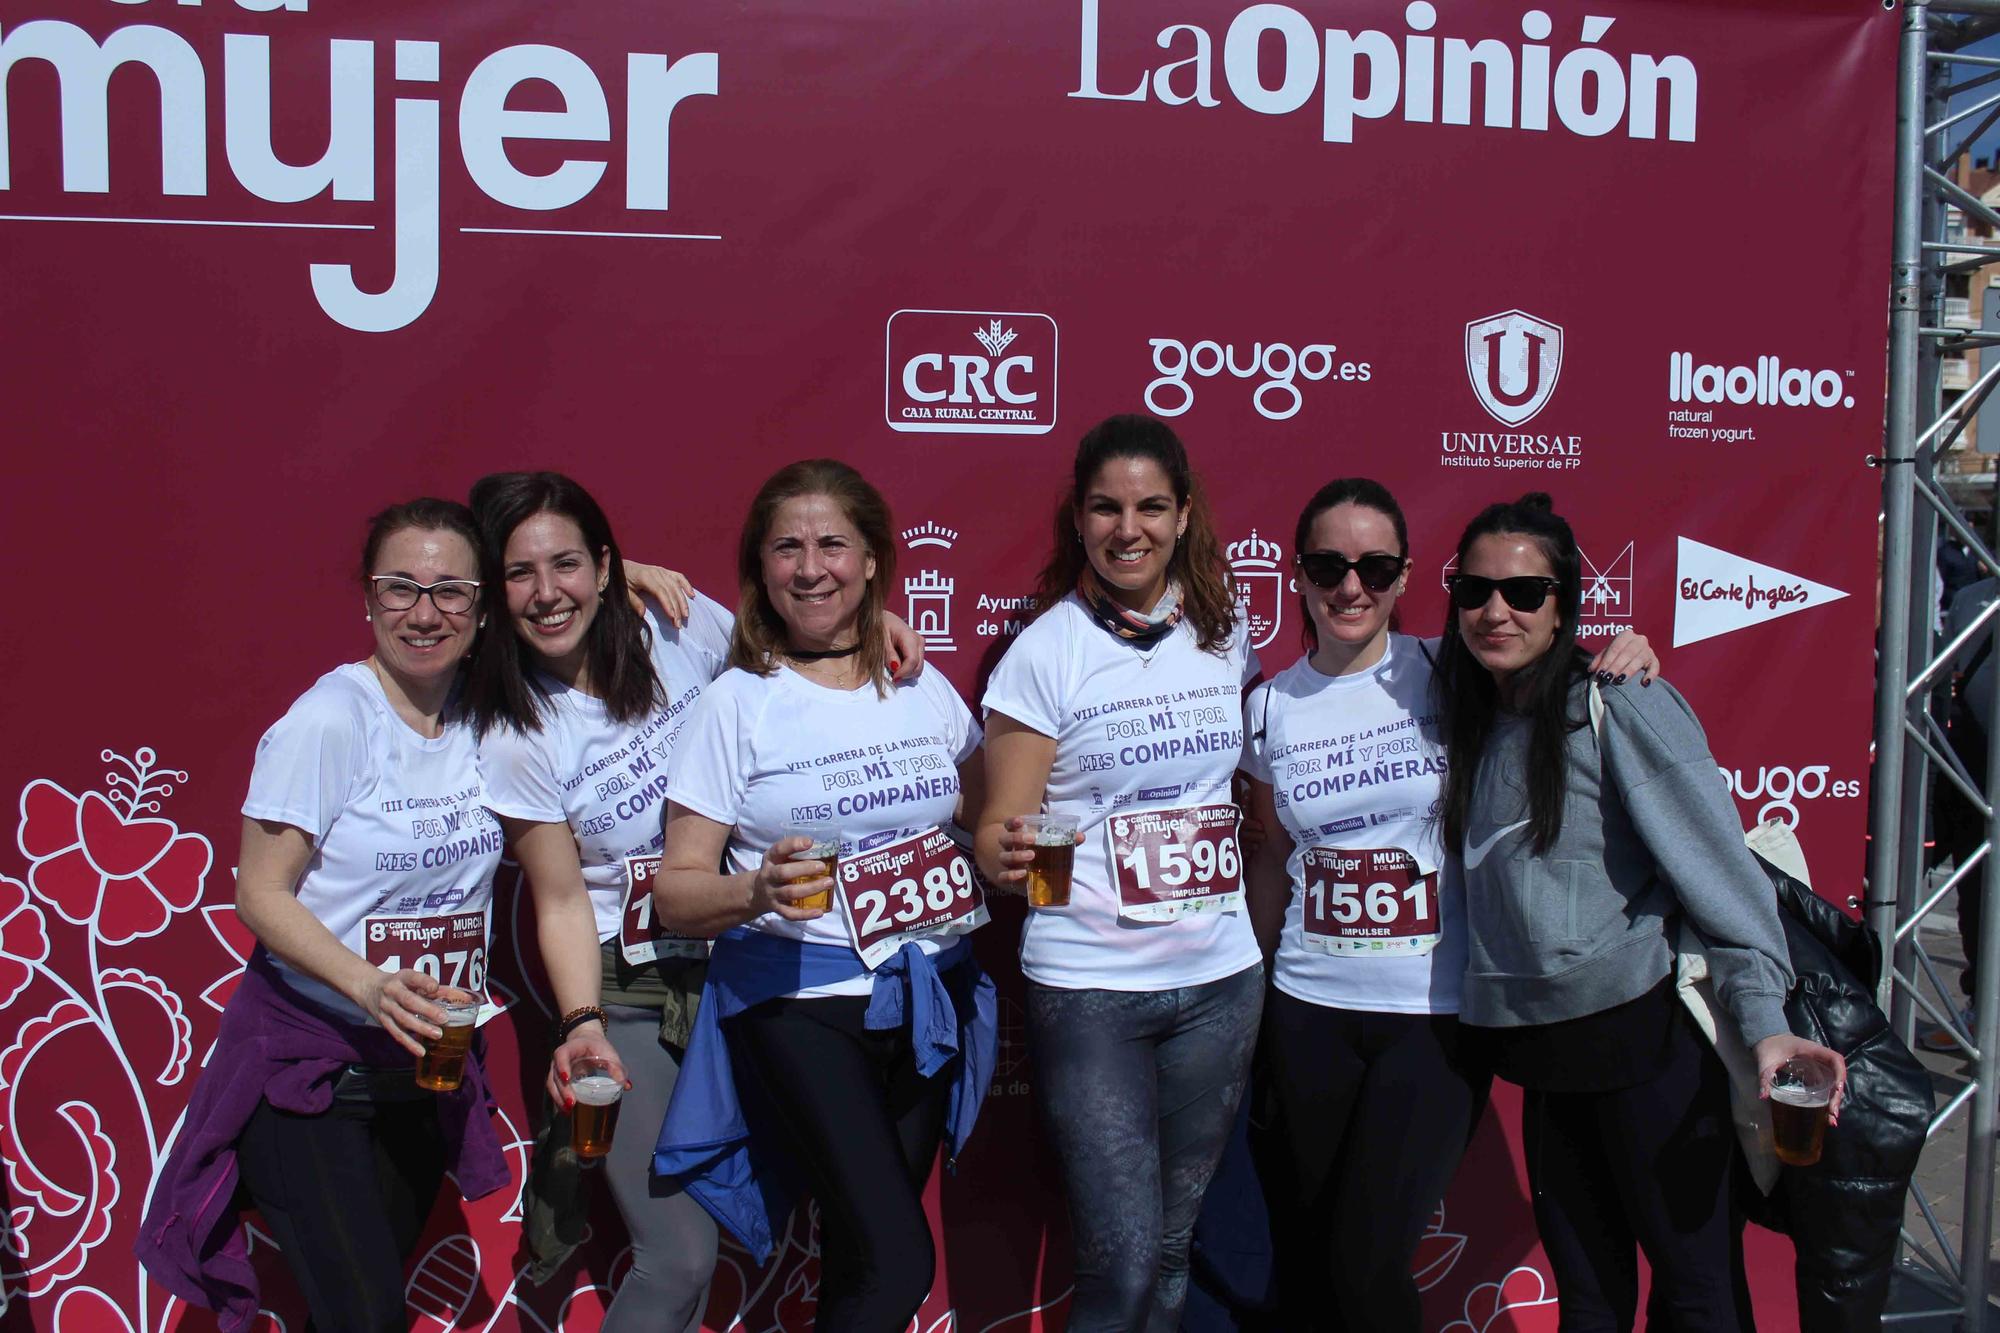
[139,499,507,1332]
[1240,480,1655,1332]
[1434,492,1842,1330]
[975,414,1262,1333]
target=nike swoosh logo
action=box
[1463,819,1529,869]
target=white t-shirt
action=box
[242,663,502,1022]
[667,663,982,997]
[1242,635,1465,1014]
[478,596,734,941]
[982,595,1263,992]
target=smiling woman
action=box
[137,497,507,1332]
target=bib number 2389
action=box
[839,827,988,969]
[1107,803,1243,922]
[1300,846,1439,955]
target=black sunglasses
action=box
[1445,574,1562,612]
[1296,551,1405,592]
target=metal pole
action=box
[1874,2,1930,1016]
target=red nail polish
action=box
[889,659,900,673]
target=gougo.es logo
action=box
[1145,338,1370,421]
[1718,763,1858,828]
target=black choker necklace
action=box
[789,643,862,662]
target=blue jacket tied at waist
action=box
[653,929,996,1262]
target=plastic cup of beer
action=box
[415,994,480,1092]
[569,1057,623,1160]
[1020,814,1079,908]
[1770,1057,1835,1167]
[782,821,841,912]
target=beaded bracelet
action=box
[556,1005,608,1042]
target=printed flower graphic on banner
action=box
[18,749,211,945]
[1441,1264,1561,1333]
[1412,1202,1468,1291]
[0,874,50,1008]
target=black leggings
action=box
[1262,990,1491,1332]
[726,994,951,1333]
[234,1090,446,1333]
[1524,1009,1744,1333]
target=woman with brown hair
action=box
[974,414,1262,1332]
[653,459,996,1333]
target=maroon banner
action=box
[0,0,1893,1328]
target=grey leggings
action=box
[1027,962,1264,1333]
[602,1003,718,1333]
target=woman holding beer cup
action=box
[652,459,994,1333]
[974,414,1263,1333]
[467,471,736,1333]
[1238,478,1657,1332]
[138,499,507,1332]
[1434,492,1844,1330]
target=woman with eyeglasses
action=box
[1238,480,1656,1332]
[1434,492,1843,1330]
[139,499,508,1332]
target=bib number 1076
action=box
[363,911,488,994]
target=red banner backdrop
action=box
[0,0,1894,1329]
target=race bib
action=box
[837,827,988,969]
[1106,803,1243,922]
[1300,846,1440,955]
[621,855,708,965]
[362,907,490,1002]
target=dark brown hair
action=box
[731,460,894,695]
[1030,414,1235,652]
[359,498,481,586]
[463,472,663,735]
[1434,492,1589,854]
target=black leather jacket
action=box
[1739,857,1932,1333]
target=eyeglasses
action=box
[1296,551,1406,592]
[1444,574,1561,613]
[371,576,480,614]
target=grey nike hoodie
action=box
[1459,676,1793,1049]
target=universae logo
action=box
[1464,309,1563,427]
[886,310,1058,435]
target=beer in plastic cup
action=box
[1021,814,1078,908]
[782,821,841,912]
[1770,1057,1834,1167]
[415,996,480,1092]
[569,1058,623,1159]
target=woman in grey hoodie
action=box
[1432,492,1845,1332]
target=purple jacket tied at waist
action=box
[135,951,508,1333]
[652,929,996,1263]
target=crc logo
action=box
[886,310,1058,435]
[1577,541,1634,642]
[1465,309,1564,427]
[1719,763,1860,828]
[1145,338,1369,421]
[901,520,958,653]
[1228,529,1285,649]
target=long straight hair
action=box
[1434,492,1590,854]
[1029,414,1235,652]
[464,472,663,735]
[730,460,894,695]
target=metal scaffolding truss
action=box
[1874,3,2000,1325]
